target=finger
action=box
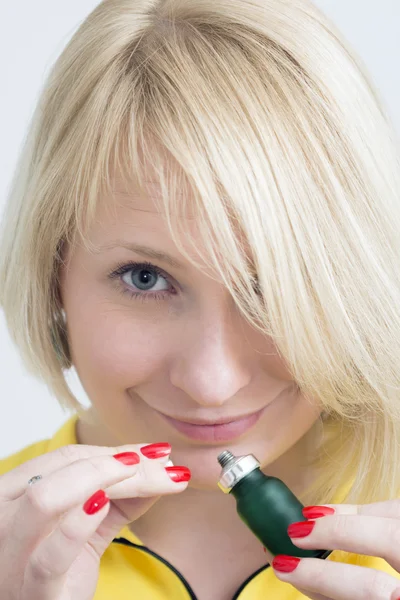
[295,586,331,600]
[264,548,340,600]
[24,490,111,600]
[103,458,184,500]
[93,495,162,546]
[0,441,172,501]
[272,555,400,600]
[105,462,190,529]
[104,452,174,498]
[287,513,400,574]
[100,455,177,534]
[10,453,140,558]
[89,463,184,548]
[304,500,400,520]
[391,587,400,600]
[266,548,337,600]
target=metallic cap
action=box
[217,450,260,493]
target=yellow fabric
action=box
[0,415,399,599]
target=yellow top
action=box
[1,414,399,599]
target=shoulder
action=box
[0,414,79,476]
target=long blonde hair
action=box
[1,0,400,506]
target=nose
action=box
[169,303,253,407]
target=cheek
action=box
[65,289,168,388]
[268,385,319,428]
[260,394,320,464]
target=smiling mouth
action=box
[155,406,267,443]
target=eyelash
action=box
[107,260,177,304]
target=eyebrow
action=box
[97,241,184,269]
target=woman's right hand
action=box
[0,441,190,600]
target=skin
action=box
[59,172,325,599]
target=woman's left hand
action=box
[271,500,400,600]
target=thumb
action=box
[94,494,162,550]
[103,455,174,526]
[88,457,180,553]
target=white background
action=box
[0,1,399,458]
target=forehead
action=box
[110,178,192,215]
[95,173,195,231]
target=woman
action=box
[1,0,400,598]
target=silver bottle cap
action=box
[217,450,260,493]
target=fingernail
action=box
[165,466,191,482]
[140,443,171,459]
[302,505,335,519]
[83,490,109,515]
[272,555,301,573]
[113,451,140,465]
[287,521,316,538]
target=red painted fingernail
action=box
[140,443,171,459]
[83,490,109,515]
[302,505,335,519]
[113,451,140,465]
[287,521,316,538]
[165,466,191,482]
[272,555,301,573]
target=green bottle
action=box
[217,450,332,559]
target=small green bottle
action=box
[217,450,332,559]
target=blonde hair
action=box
[1,0,400,507]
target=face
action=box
[60,174,322,488]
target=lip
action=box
[156,406,267,443]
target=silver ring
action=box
[27,475,43,486]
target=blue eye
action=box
[123,265,169,292]
[108,261,175,302]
